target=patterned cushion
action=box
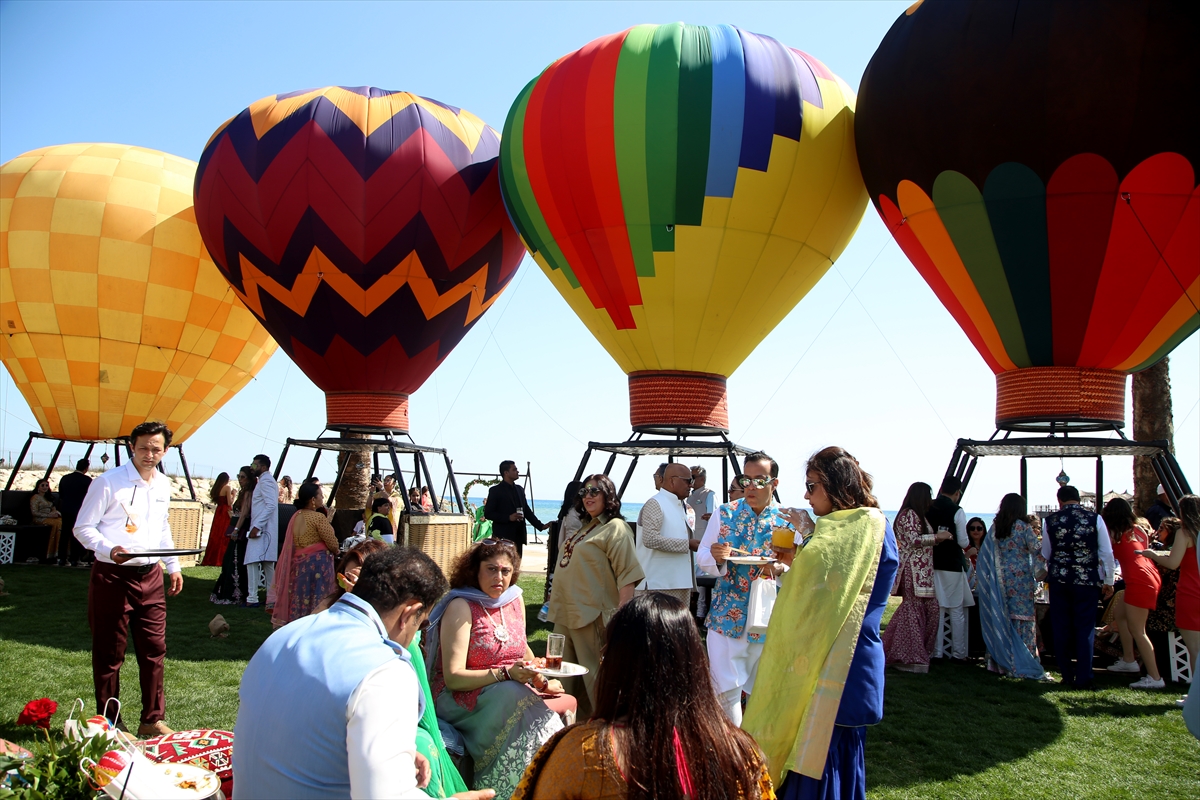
[141,729,233,798]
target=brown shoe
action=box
[137,720,174,738]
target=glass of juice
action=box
[546,633,565,670]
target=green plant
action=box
[0,700,114,800]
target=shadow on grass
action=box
[0,564,276,662]
[868,664,1065,789]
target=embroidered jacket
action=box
[1045,504,1102,586]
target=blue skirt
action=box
[777,725,866,800]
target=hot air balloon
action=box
[194,86,525,433]
[0,143,278,445]
[499,23,867,435]
[854,0,1197,504]
[855,0,1199,432]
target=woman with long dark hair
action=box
[976,493,1045,679]
[200,472,234,566]
[1102,497,1164,687]
[545,473,644,720]
[541,481,584,611]
[271,482,339,628]
[743,446,898,800]
[514,593,774,800]
[30,478,63,560]
[882,482,940,673]
[211,467,254,605]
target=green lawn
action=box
[1,565,1197,798]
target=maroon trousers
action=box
[88,561,167,724]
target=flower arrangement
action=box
[0,698,114,799]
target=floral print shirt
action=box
[705,498,797,642]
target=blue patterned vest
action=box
[706,499,796,643]
[1045,504,1102,586]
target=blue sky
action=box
[2,1,1196,512]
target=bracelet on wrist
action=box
[501,665,510,681]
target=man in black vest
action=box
[57,458,93,567]
[1042,485,1114,689]
[928,475,973,662]
[484,460,545,557]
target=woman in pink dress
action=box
[882,482,942,673]
[426,539,574,799]
[200,472,234,567]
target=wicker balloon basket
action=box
[403,513,472,575]
[167,501,205,568]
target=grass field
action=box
[2,564,1197,798]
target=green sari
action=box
[408,632,469,797]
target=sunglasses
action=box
[479,538,517,549]
[737,476,774,489]
[805,481,819,493]
[671,475,695,484]
[968,526,985,532]
[578,486,605,498]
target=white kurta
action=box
[933,506,974,608]
[245,471,279,565]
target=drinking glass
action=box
[546,633,565,670]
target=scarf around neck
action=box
[422,585,523,673]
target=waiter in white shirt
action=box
[74,421,181,737]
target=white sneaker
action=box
[1130,676,1165,690]
[1176,697,1187,708]
[1108,659,1141,673]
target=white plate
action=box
[726,555,775,565]
[104,761,222,800]
[527,660,589,678]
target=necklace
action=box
[559,520,599,569]
[483,603,510,643]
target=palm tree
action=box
[333,432,371,513]
[1132,356,1173,516]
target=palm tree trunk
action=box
[1132,356,1173,516]
[334,432,371,512]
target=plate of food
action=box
[524,657,589,678]
[726,555,776,565]
[103,760,222,800]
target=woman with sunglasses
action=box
[426,538,572,799]
[546,473,645,721]
[743,446,898,800]
[976,493,1046,679]
[514,594,775,800]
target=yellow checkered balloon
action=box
[0,143,277,443]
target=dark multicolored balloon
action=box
[855,0,1198,429]
[194,87,525,431]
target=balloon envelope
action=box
[855,0,1199,429]
[0,143,278,443]
[194,87,525,431]
[500,23,866,431]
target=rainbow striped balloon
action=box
[499,23,866,431]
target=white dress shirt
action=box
[1041,507,1115,584]
[74,461,178,573]
[341,594,425,800]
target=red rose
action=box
[17,698,57,729]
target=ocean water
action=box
[466,497,996,534]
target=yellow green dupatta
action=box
[742,507,886,785]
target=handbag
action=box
[747,575,777,636]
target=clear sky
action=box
[1,1,1196,513]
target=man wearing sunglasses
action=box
[635,463,698,606]
[697,452,797,725]
[483,461,546,557]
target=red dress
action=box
[1113,529,1161,610]
[200,494,232,567]
[1175,539,1200,631]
